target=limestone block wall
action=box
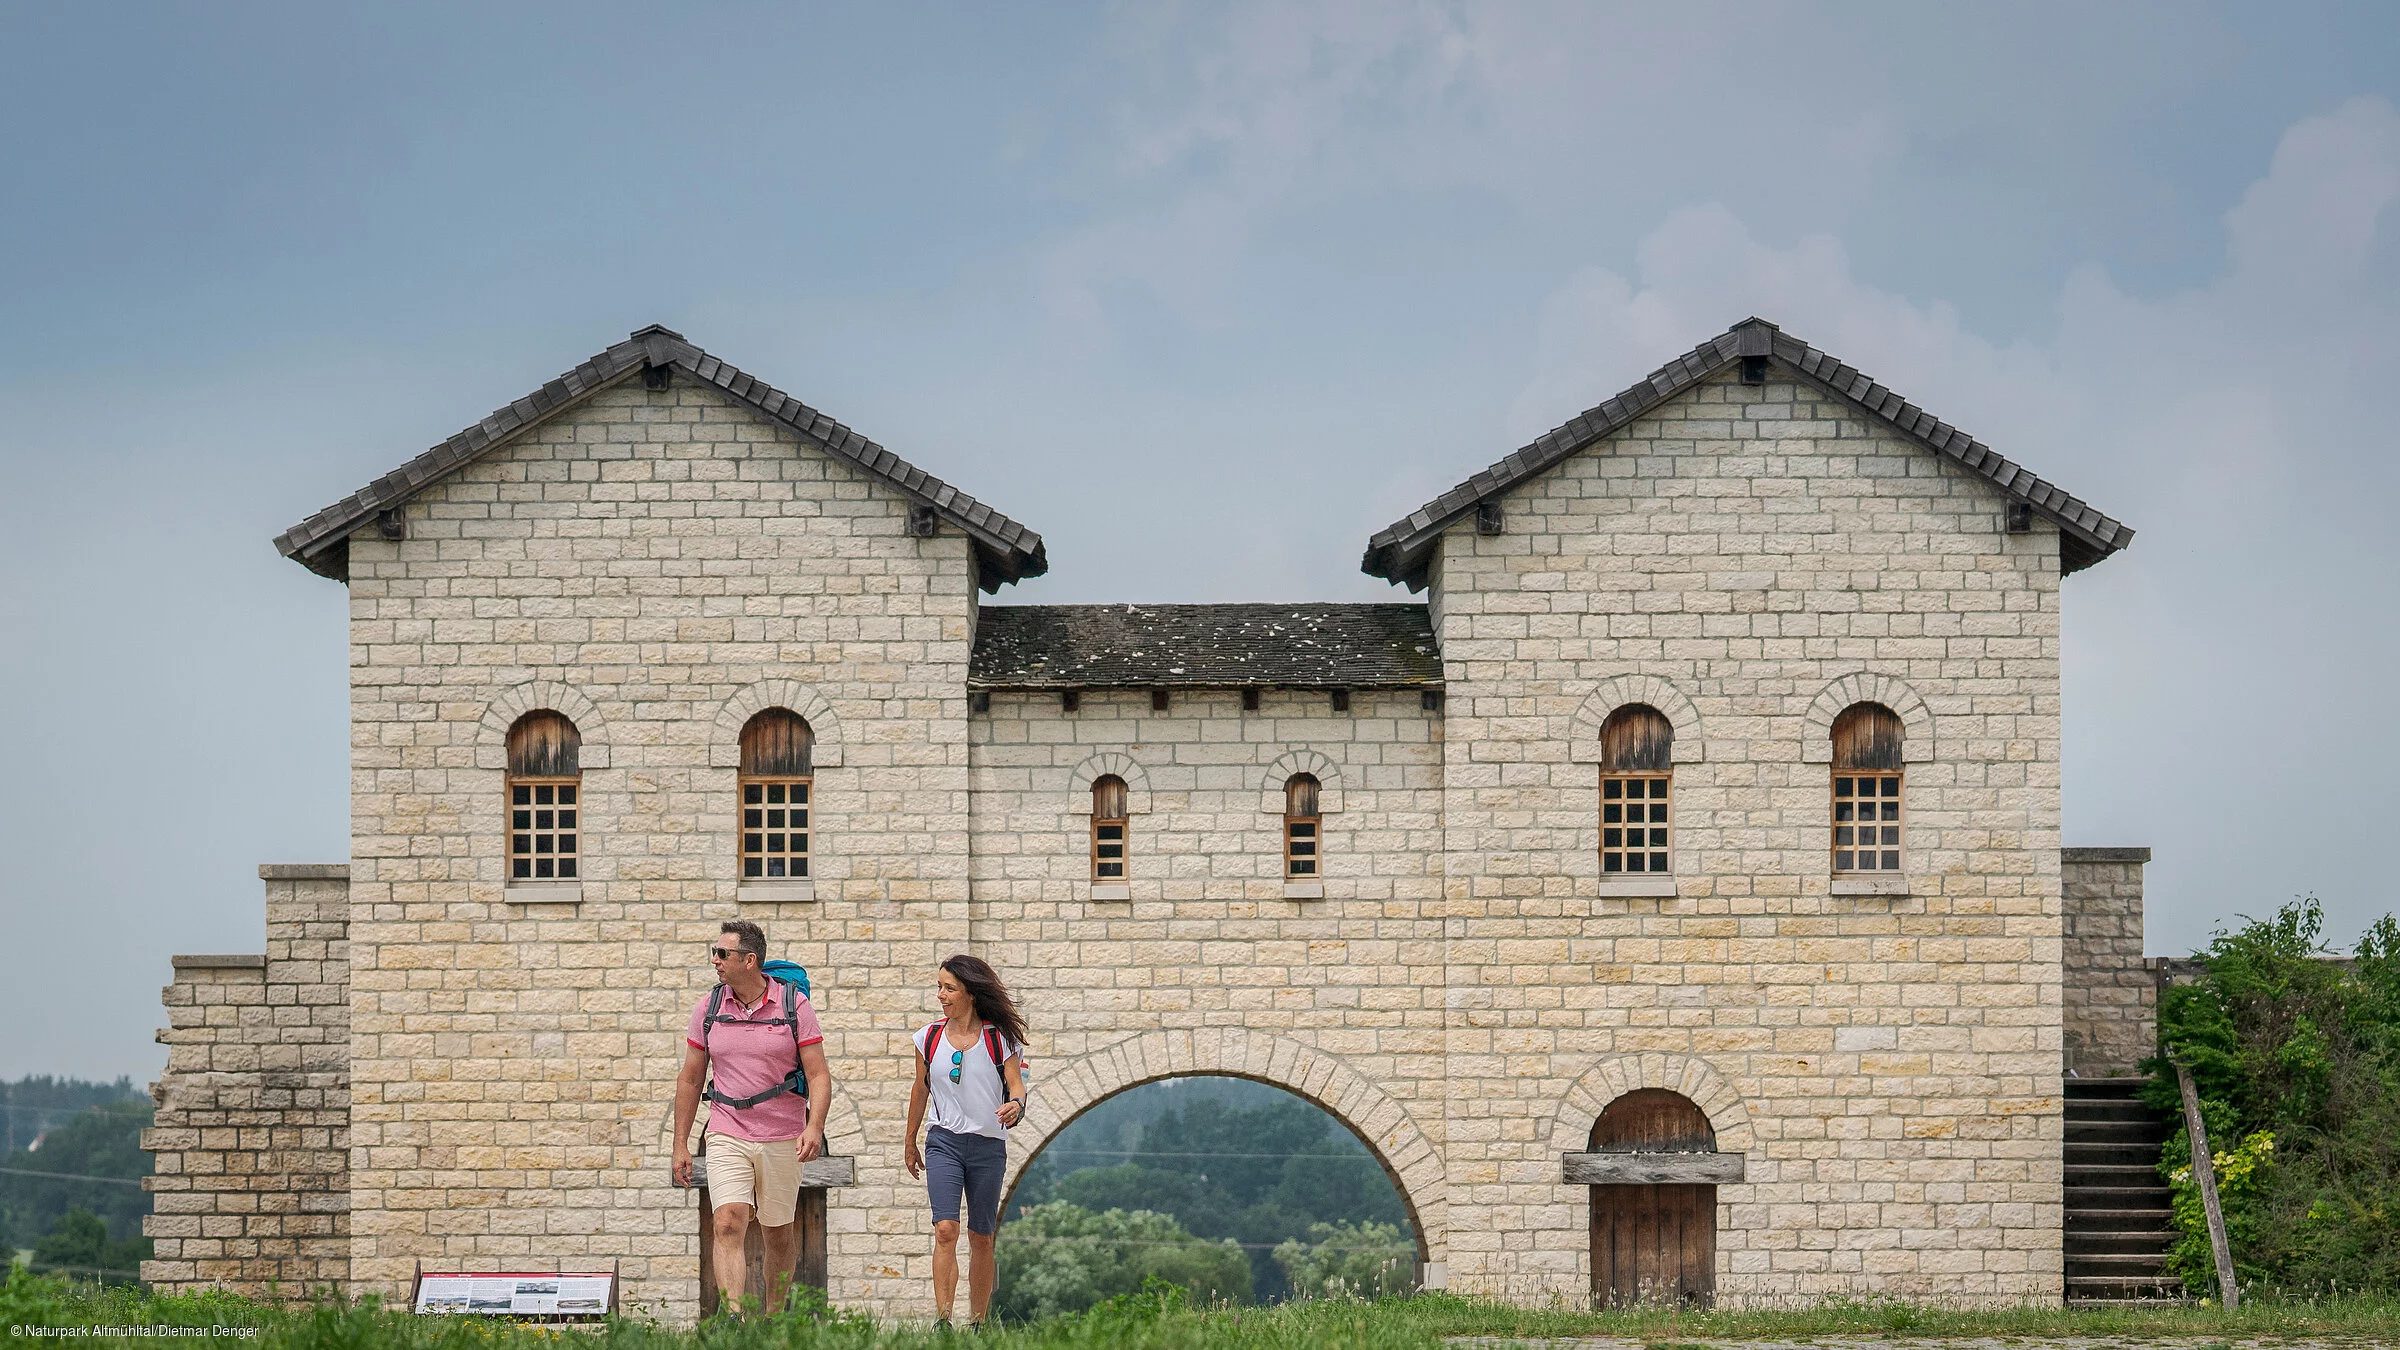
[144,865,351,1294]
[2062,847,2152,1077]
[964,687,1450,1271]
[340,373,973,1321]
[1429,369,2068,1302]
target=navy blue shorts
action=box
[925,1126,1008,1235]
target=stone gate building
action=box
[144,318,2157,1315]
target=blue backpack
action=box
[763,959,810,999]
[699,961,813,1109]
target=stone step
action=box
[2067,1118,2172,1143]
[2067,1229,2179,1255]
[2067,1142,2165,1167]
[2068,1097,2164,1120]
[2063,1076,2152,1099]
[2067,1274,2187,1304]
[2068,1171,2166,1191]
[2067,1207,2174,1230]
[2068,1250,2172,1275]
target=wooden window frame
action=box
[738,709,815,882]
[1283,775,1321,879]
[508,777,581,881]
[1091,776,1128,882]
[740,775,813,880]
[1831,769,1904,874]
[1600,771,1671,876]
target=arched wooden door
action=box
[1588,1089,1716,1307]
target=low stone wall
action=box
[2062,848,2152,1077]
[142,865,351,1295]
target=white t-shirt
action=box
[915,1020,1021,1141]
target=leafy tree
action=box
[1053,1163,1240,1236]
[1005,1081,1417,1306]
[1271,1220,1416,1300]
[2146,899,2400,1294]
[0,1077,142,1154]
[30,1206,150,1284]
[0,1100,153,1254]
[988,1202,1247,1323]
[1139,1095,1343,1206]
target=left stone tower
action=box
[144,865,352,1292]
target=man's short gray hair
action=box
[719,920,766,963]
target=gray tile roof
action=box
[970,604,1441,689]
[274,325,1047,591]
[1360,317,2134,588]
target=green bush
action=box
[988,1201,1250,1324]
[0,1098,153,1253]
[1269,1221,1414,1300]
[2146,899,2400,1295]
[31,1205,151,1285]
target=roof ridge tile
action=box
[1360,317,2132,583]
[276,329,1046,587]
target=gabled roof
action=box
[970,603,1440,689]
[1361,317,2133,588]
[274,326,1048,592]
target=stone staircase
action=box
[2065,1077,2185,1304]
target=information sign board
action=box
[409,1266,616,1318]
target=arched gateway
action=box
[999,1028,1447,1276]
[148,319,2146,1317]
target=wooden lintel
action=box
[685,1154,856,1189]
[1562,1151,1744,1185]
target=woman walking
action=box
[902,954,1028,1328]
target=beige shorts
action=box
[706,1134,802,1228]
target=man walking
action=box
[672,920,831,1315]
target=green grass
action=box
[10,1269,2400,1348]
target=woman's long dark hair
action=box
[941,954,1026,1048]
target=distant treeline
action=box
[1,1076,153,1270]
[1003,1077,1413,1313]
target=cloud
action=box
[1510,97,2400,953]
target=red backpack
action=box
[921,1018,1006,1073]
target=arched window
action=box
[740,710,814,880]
[1091,775,1128,881]
[507,711,581,881]
[1832,702,1904,873]
[1283,774,1322,878]
[1600,704,1672,875]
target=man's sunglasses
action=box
[708,945,749,962]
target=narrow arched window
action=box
[507,711,581,881]
[1832,703,1904,873]
[1283,774,1322,878]
[740,710,814,880]
[1600,705,1672,875]
[1091,775,1128,881]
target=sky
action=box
[2,2,2397,1080]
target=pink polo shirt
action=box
[688,981,822,1142]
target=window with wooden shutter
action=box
[1091,775,1129,881]
[506,711,582,881]
[1600,705,1672,876]
[1283,774,1321,878]
[1831,702,1904,873]
[740,710,814,880]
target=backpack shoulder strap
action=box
[921,1018,948,1064]
[700,984,728,1049]
[984,1025,1005,1066]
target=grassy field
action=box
[9,1269,2400,1348]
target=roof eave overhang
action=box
[276,328,1048,592]
[966,674,1445,691]
[1360,321,2134,588]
